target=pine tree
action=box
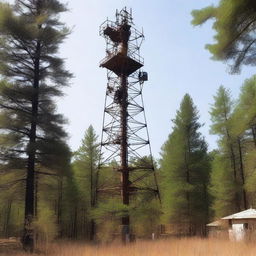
[160,94,210,236]
[232,76,256,146]
[0,0,72,251]
[209,86,246,216]
[72,125,100,240]
[210,152,237,217]
[232,76,256,207]
[0,170,25,238]
[192,0,256,73]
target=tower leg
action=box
[120,74,130,243]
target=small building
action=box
[207,209,256,241]
[207,220,228,239]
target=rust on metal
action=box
[98,7,160,243]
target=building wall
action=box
[229,219,256,241]
[207,228,229,239]
[207,219,256,241]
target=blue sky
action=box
[56,0,256,158]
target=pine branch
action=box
[0,178,25,190]
[36,171,58,176]
[0,102,31,115]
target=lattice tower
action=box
[97,7,160,242]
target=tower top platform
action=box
[99,7,144,76]
[100,53,143,76]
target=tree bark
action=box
[22,40,41,253]
[89,151,95,241]
[252,126,256,147]
[225,128,240,212]
[72,206,78,239]
[185,132,191,236]
[57,176,63,238]
[237,137,247,209]
[229,143,241,211]
[223,99,240,211]
[4,199,12,238]
[89,219,96,241]
[34,172,38,218]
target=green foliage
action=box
[59,125,100,239]
[92,200,129,221]
[0,169,25,237]
[131,200,161,238]
[232,77,256,209]
[90,200,128,242]
[0,0,72,172]
[244,149,256,193]
[209,81,256,218]
[92,198,161,240]
[210,154,236,217]
[160,94,210,235]
[191,6,216,25]
[209,86,241,216]
[0,1,72,247]
[34,202,58,243]
[209,86,234,137]
[73,125,100,207]
[231,76,256,136]
[60,173,80,238]
[192,0,256,73]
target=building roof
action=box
[206,220,222,227]
[222,209,256,220]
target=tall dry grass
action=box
[1,238,256,256]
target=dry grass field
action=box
[1,238,256,256]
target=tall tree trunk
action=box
[90,156,96,241]
[229,143,241,211]
[34,172,38,218]
[4,199,12,238]
[22,40,41,253]
[90,219,95,241]
[226,127,240,212]
[202,183,208,237]
[252,126,256,147]
[82,208,86,238]
[57,176,63,238]
[223,102,240,212]
[34,172,39,246]
[72,206,78,239]
[185,135,191,236]
[237,137,247,209]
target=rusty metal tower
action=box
[98,7,160,242]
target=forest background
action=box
[0,0,256,253]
